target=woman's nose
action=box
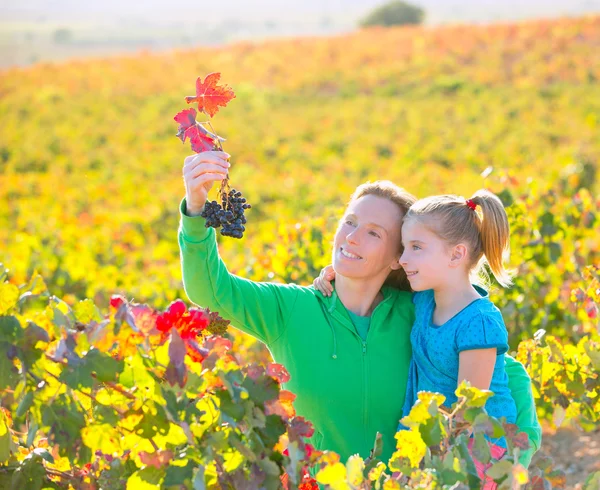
[346,228,359,245]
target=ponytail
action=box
[469,190,512,288]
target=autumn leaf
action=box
[267,363,291,384]
[185,72,236,117]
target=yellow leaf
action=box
[400,392,445,428]
[368,461,386,481]
[346,454,364,486]
[513,464,529,485]
[392,430,427,469]
[81,423,122,455]
[383,480,401,490]
[316,461,350,490]
[0,283,19,315]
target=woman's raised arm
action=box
[179,151,301,345]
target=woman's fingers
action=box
[185,162,229,180]
[184,151,230,167]
[189,172,227,188]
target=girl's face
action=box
[399,218,454,291]
[332,194,403,282]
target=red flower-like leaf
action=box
[156,300,209,340]
[109,295,126,310]
[267,363,291,384]
[185,73,236,117]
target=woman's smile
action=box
[340,247,363,260]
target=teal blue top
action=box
[346,309,371,341]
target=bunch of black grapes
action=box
[201,189,251,239]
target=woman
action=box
[178,150,541,466]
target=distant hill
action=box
[1,0,599,67]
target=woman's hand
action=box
[182,151,230,216]
[313,265,336,296]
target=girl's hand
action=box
[182,151,230,216]
[313,265,336,296]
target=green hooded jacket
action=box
[178,198,541,466]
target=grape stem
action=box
[201,110,231,209]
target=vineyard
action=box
[1,14,600,489]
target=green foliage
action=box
[2,263,597,488]
[360,1,425,28]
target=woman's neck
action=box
[335,275,385,317]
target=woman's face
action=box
[332,194,404,282]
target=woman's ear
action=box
[449,244,468,268]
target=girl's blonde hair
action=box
[349,181,417,291]
[404,190,512,288]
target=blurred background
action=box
[1,1,600,487]
[1,0,600,67]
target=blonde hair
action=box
[404,190,512,288]
[349,181,417,291]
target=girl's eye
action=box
[412,245,421,251]
[345,220,355,226]
[369,231,380,238]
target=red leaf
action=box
[174,108,197,129]
[185,72,236,117]
[156,301,209,340]
[246,364,265,380]
[130,304,159,336]
[290,416,314,438]
[267,363,291,384]
[169,299,187,317]
[166,327,187,387]
[184,125,216,153]
[109,295,126,310]
[169,327,186,366]
[139,450,173,469]
[265,389,296,419]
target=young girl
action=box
[397,190,517,485]
[315,190,518,487]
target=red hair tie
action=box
[465,199,477,211]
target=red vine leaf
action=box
[267,363,291,384]
[185,73,236,117]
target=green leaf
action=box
[0,341,19,390]
[133,402,170,439]
[0,316,23,343]
[486,459,513,480]
[192,466,206,490]
[41,394,86,460]
[419,417,445,446]
[216,389,245,421]
[472,432,492,465]
[164,459,195,487]
[59,347,124,389]
[584,471,600,490]
[16,391,34,418]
